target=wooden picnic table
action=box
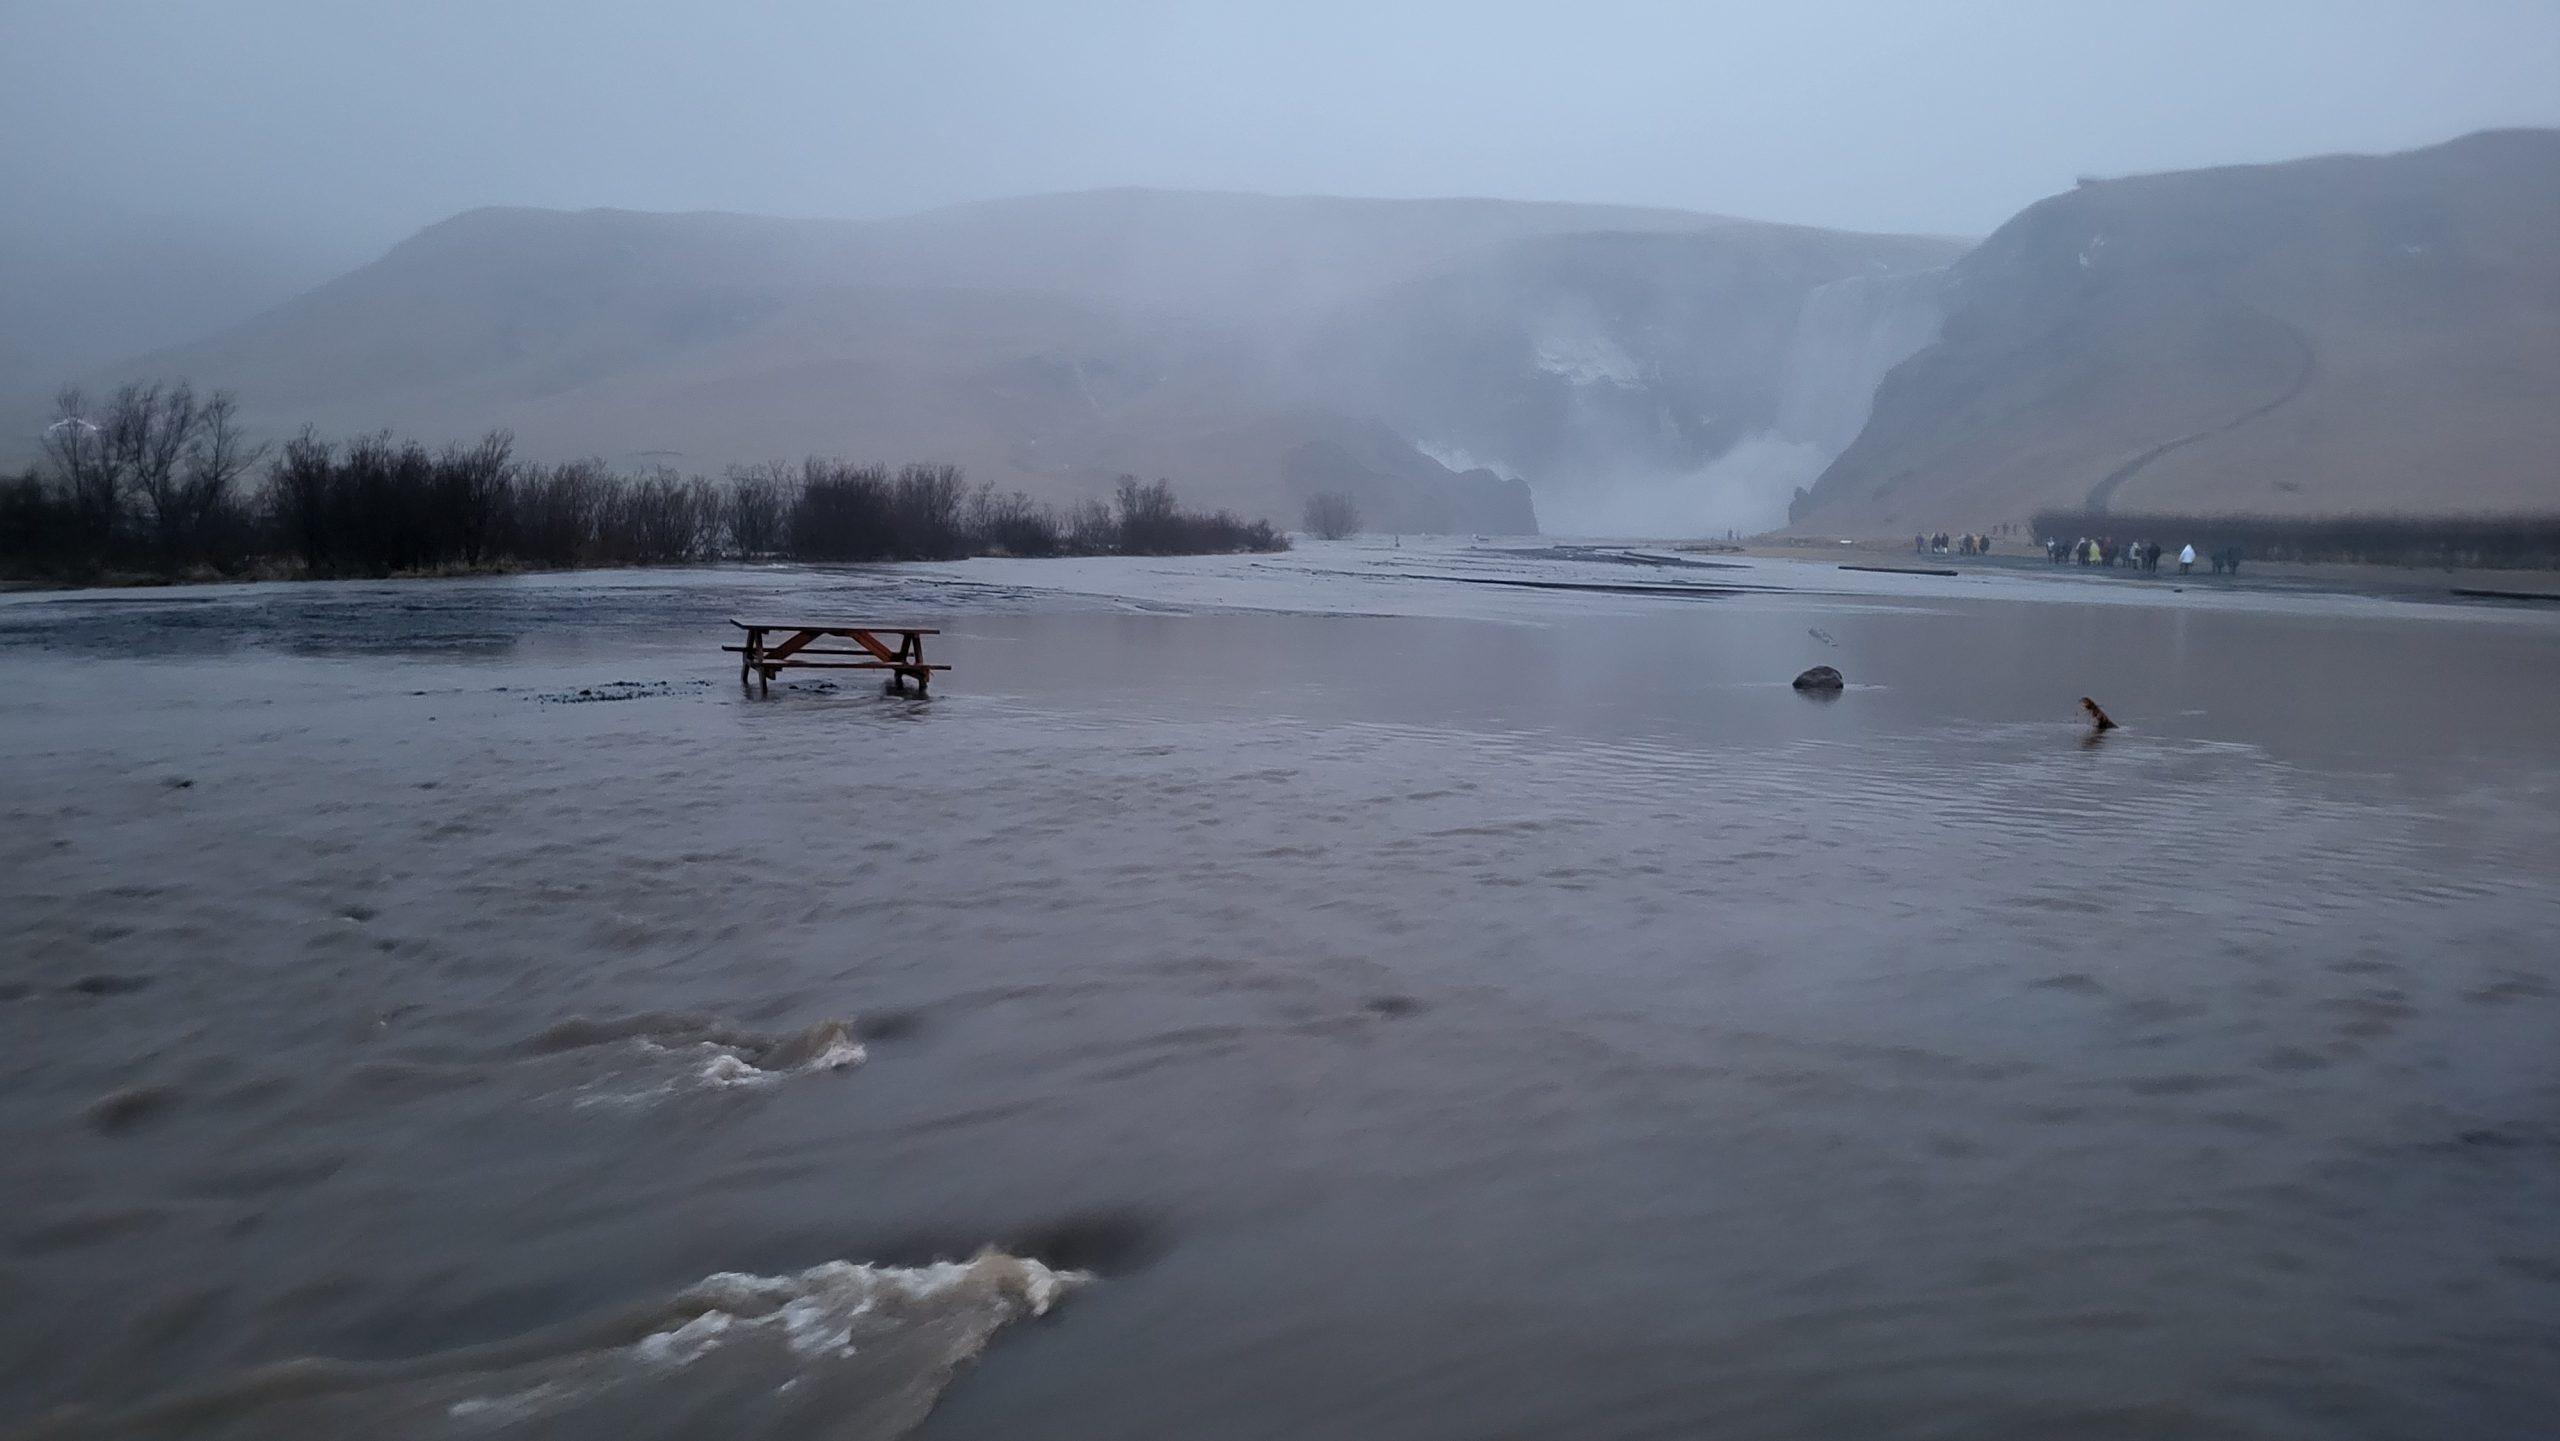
[725,619,949,697]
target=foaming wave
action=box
[23,1251,1085,1440]
[518,1013,867,1109]
[632,1254,1082,1368]
[679,1021,867,1092]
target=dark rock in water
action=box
[1791,665,1845,691]
[66,974,153,997]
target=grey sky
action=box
[6,0,2558,261]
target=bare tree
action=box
[968,484,1061,556]
[1302,491,1361,540]
[1064,497,1117,554]
[515,460,612,567]
[49,382,268,564]
[892,461,970,558]
[435,430,514,565]
[116,382,200,557]
[169,391,265,562]
[684,476,723,559]
[789,459,893,560]
[1114,475,1180,553]
[42,387,123,553]
[622,467,703,563]
[723,462,788,558]
[268,428,335,572]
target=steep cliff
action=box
[1792,130,2560,532]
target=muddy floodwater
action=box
[3,541,2556,1440]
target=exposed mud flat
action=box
[2,542,2557,1438]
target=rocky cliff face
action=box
[1792,129,2560,532]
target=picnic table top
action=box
[729,618,940,635]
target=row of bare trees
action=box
[4,388,1288,581]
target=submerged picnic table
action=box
[726,619,948,696]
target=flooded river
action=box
[3,542,2556,1439]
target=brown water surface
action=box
[2,544,2555,1439]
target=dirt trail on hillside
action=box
[2085,309,2317,514]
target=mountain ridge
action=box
[40,132,2544,539]
[45,187,1966,533]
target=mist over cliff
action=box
[34,191,1961,535]
[1315,228,1957,533]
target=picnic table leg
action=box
[898,633,928,696]
[741,628,758,693]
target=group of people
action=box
[2050,536,2159,570]
[1898,523,2248,578]
[2045,536,2238,576]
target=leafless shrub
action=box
[515,461,613,568]
[1303,491,1361,540]
[436,432,514,566]
[789,459,894,560]
[723,463,789,558]
[891,462,970,559]
[970,485,1063,557]
[1057,498,1109,554]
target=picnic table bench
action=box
[725,619,948,697]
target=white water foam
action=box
[690,1025,868,1090]
[549,1018,867,1109]
[49,1252,1086,1440]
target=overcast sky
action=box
[6,0,2558,262]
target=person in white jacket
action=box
[2179,543,2197,575]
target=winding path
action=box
[2084,310,2317,514]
